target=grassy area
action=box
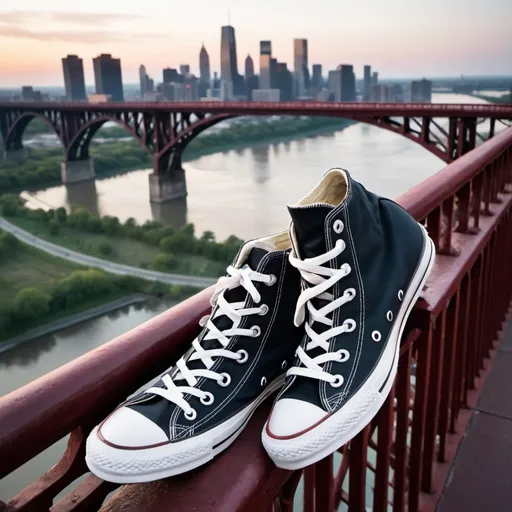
[0,231,200,341]
[6,215,227,277]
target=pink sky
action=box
[0,1,510,87]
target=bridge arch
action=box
[4,112,64,151]
[66,116,150,162]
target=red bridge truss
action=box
[1,101,511,201]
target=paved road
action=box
[0,216,217,289]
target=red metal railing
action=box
[0,127,511,512]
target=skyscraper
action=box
[293,39,309,98]
[93,54,124,102]
[180,64,190,76]
[372,71,379,86]
[62,55,86,101]
[363,65,372,101]
[276,62,293,101]
[163,68,182,83]
[259,40,272,90]
[311,64,323,93]
[327,65,356,102]
[245,54,254,79]
[411,79,432,102]
[221,25,242,96]
[199,44,211,85]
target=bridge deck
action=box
[437,315,512,512]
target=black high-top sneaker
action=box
[86,232,302,483]
[262,169,435,469]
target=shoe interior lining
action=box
[294,169,348,208]
[235,231,291,267]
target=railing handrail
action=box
[398,126,512,220]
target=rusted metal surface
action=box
[0,127,511,511]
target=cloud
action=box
[0,10,145,26]
[0,9,161,43]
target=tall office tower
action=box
[293,38,309,98]
[245,54,254,79]
[276,62,293,101]
[372,71,379,86]
[410,78,432,102]
[340,65,356,101]
[139,65,148,98]
[221,25,242,95]
[259,40,272,90]
[62,55,86,101]
[163,68,182,83]
[311,64,323,92]
[93,54,124,101]
[199,44,211,98]
[363,65,372,101]
[180,64,190,76]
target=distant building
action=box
[245,54,254,79]
[180,64,190,76]
[199,44,211,98]
[372,71,379,86]
[62,55,86,101]
[221,25,243,95]
[245,54,258,101]
[252,89,280,102]
[93,54,124,102]
[276,62,293,101]
[259,40,272,90]
[327,65,356,102]
[139,65,154,99]
[163,67,182,84]
[363,65,372,101]
[411,78,432,102]
[371,84,394,102]
[88,94,111,104]
[183,74,199,101]
[293,38,309,98]
[21,86,42,101]
[311,64,323,94]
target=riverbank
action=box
[0,293,149,354]
[0,116,356,194]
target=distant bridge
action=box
[1,101,511,202]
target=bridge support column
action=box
[61,158,96,184]
[149,170,188,203]
[3,147,28,163]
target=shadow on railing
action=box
[1,127,511,512]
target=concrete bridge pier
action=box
[61,158,96,184]
[3,147,28,163]
[149,170,188,203]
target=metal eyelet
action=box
[337,349,350,362]
[330,375,344,388]
[372,330,382,342]
[184,409,197,420]
[200,392,214,406]
[265,274,277,286]
[261,376,267,387]
[218,373,231,387]
[259,304,269,316]
[281,360,288,370]
[236,349,249,363]
[333,219,344,234]
[387,311,393,321]
[344,288,356,301]
[398,290,404,301]
[343,319,357,332]
[251,325,261,337]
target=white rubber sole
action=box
[86,375,285,483]
[262,226,436,470]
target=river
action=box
[1,92,496,505]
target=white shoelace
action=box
[144,265,274,419]
[288,239,356,387]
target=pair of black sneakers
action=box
[86,169,435,482]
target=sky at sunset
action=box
[0,0,511,88]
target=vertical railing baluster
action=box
[422,311,446,492]
[303,465,316,512]
[408,328,433,512]
[471,172,484,230]
[393,347,411,512]
[348,426,369,512]
[426,207,442,253]
[373,385,395,512]
[455,182,471,233]
[441,197,456,254]
[315,455,335,512]
[438,293,460,461]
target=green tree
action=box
[48,219,60,235]
[201,230,216,243]
[12,287,51,322]
[55,207,67,223]
[0,194,24,216]
[99,242,114,256]
[152,252,178,271]
[101,216,121,235]
[68,208,92,230]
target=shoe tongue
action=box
[288,204,334,258]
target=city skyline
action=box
[0,0,510,87]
